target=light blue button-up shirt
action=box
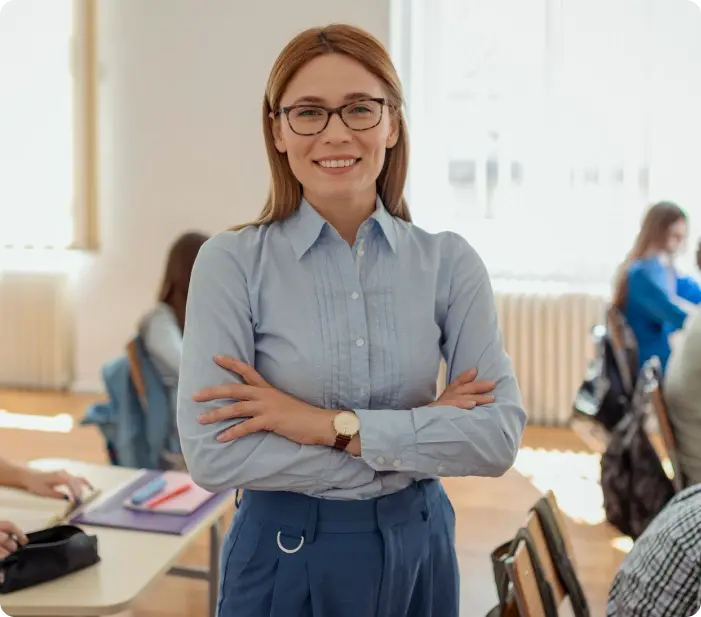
[177,197,527,499]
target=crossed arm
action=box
[177,235,527,493]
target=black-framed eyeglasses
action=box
[275,98,389,136]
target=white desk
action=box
[0,459,232,617]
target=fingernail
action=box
[468,401,476,408]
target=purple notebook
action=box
[70,470,234,535]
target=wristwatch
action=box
[332,410,361,451]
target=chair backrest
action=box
[544,490,576,568]
[644,360,684,492]
[506,512,562,617]
[606,306,638,395]
[126,337,147,402]
[505,538,548,617]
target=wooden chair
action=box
[126,337,147,403]
[644,359,684,492]
[505,541,549,617]
[505,492,586,616]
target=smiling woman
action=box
[177,23,526,617]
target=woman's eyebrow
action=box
[288,92,376,106]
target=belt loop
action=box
[234,488,243,509]
[419,481,429,521]
[304,497,319,544]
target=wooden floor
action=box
[0,389,625,617]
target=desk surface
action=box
[0,459,232,617]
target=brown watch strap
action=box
[332,433,352,451]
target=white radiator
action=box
[0,272,73,389]
[495,288,608,426]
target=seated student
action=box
[138,232,209,467]
[0,455,89,558]
[607,483,701,617]
[664,243,701,486]
[612,202,701,374]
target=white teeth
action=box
[318,159,357,168]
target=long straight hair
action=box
[612,201,687,309]
[237,24,411,229]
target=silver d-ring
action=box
[276,531,305,554]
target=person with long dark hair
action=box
[612,201,701,373]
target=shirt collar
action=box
[286,196,398,260]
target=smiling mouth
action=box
[314,158,360,169]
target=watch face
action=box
[334,411,360,436]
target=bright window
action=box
[0,0,96,250]
[395,0,701,282]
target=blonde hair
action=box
[612,201,687,309]
[236,24,410,229]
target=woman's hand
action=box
[21,469,92,502]
[429,368,495,409]
[195,356,333,445]
[0,520,27,559]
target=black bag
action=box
[0,525,100,594]
[486,528,558,617]
[600,373,675,539]
[572,309,638,432]
[530,498,590,617]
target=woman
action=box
[177,25,526,617]
[613,202,701,373]
[0,456,89,558]
[139,231,209,466]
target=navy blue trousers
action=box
[216,480,459,617]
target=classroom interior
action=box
[1,0,701,616]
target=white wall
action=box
[73,0,390,390]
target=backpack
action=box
[572,308,638,432]
[600,366,675,539]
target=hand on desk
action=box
[20,468,92,503]
[0,520,27,559]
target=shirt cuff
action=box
[354,409,419,472]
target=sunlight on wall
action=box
[0,409,73,433]
[513,447,606,525]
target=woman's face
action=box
[665,218,687,256]
[272,53,399,207]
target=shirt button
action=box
[437,464,445,473]
[360,388,367,396]
[377,457,386,465]
[351,292,359,300]
[356,338,365,347]
[357,249,365,257]
[392,459,401,468]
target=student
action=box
[177,24,526,617]
[139,231,208,467]
[612,202,701,373]
[0,456,89,558]
[664,241,701,486]
[607,483,701,617]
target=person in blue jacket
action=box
[613,201,701,373]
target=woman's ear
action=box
[386,113,400,149]
[270,113,287,153]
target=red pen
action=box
[145,483,192,509]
